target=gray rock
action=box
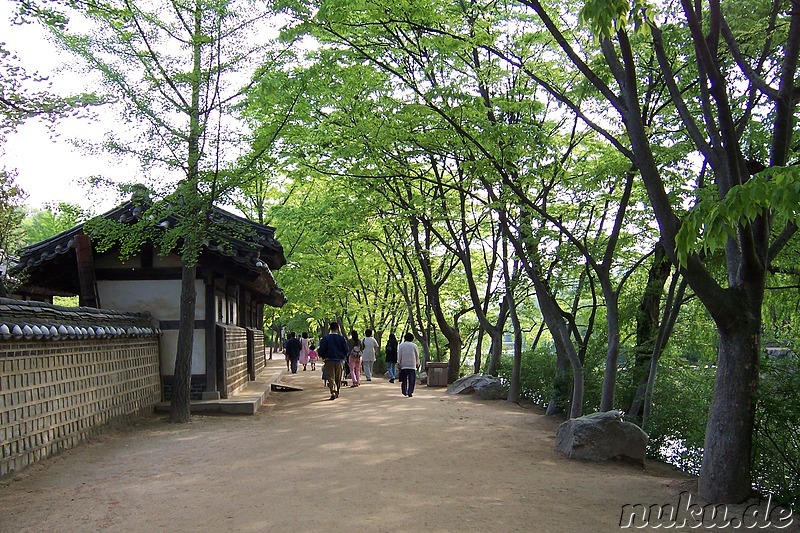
[446,374,505,400]
[555,410,648,464]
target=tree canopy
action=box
[6,0,800,506]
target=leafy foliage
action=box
[8,0,800,500]
[21,202,93,245]
[676,167,800,267]
[0,169,26,294]
[754,357,800,506]
[579,0,656,38]
[0,40,104,137]
[511,343,559,408]
[645,356,714,474]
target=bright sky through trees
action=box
[0,2,148,211]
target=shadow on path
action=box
[0,356,695,533]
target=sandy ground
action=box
[1,358,790,532]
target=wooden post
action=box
[74,234,99,308]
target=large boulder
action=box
[555,410,648,464]
[446,374,505,400]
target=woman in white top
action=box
[360,329,380,381]
[397,333,420,397]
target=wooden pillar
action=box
[237,285,246,328]
[203,270,219,399]
[74,234,100,308]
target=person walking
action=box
[308,342,318,371]
[360,329,379,382]
[397,333,420,397]
[347,329,363,387]
[299,332,311,371]
[284,331,302,374]
[318,322,349,400]
[283,334,290,371]
[384,333,398,383]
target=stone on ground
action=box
[446,374,505,400]
[555,410,648,464]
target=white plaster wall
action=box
[159,329,206,375]
[97,279,205,321]
[97,279,208,374]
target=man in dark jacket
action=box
[317,322,348,400]
[284,331,302,373]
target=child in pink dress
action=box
[308,343,318,371]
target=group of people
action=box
[283,331,318,373]
[315,323,420,401]
[346,328,380,387]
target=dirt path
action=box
[0,359,727,532]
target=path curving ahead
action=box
[0,357,695,532]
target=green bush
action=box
[492,311,798,506]
[516,344,558,407]
[753,357,800,506]
[373,357,387,376]
[644,355,713,474]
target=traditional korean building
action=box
[11,198,287,400]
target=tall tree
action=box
[520,0,800,502]
[0,170,26,295]
[2,7,103,292]
[33,0,285,422]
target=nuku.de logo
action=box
[619,491,794,529]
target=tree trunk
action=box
[169,263,197,423]
[564,332,584,419]
[699,322,760,503]
[628,243,670,419]
[445,329,462,383]
[599,287,619,411]
[168,3,203,424]
[485,297,509,376]
[546,341,570,416]
[507,297,523,404]
[486,329,504,377]
[508,342,523,404]
[424,276,461,382]
[641,273,686,430]
[531,273,583,418]
[474,324,484,374]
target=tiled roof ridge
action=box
[0,297,160,341]
[14,200,286,273]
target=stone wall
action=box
[0,298,161,477]
[218,324,249,398]
[248,328,266,376]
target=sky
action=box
[1,2,147,214]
